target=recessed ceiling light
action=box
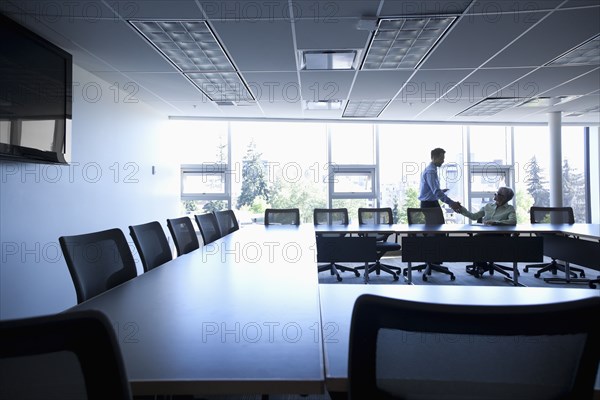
[304,100,343,110]
[458,98,524,116]
[300,51,358,70]
[343,100,390,118]
[361,16,456,70]
[547,34,599,66]
[129,20,255,103]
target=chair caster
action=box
[354,270,360,277]
[489,269,494,276]
[393,274,399,281]
[450,275,455,281]
[336,275,342,282]
[523,266,529,273]
[422,274,428,282]
[590,283,597,289]
[534,273,541,278]
[580,272,586,278]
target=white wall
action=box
[0,66,180,319]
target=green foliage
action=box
[236,140,271,209]
[515,189,534,223]
[269,178,326,223]
[202,200,227,213]
[396,187,420,223]
[562,160,586,222]
[249,196,269,214]
[183,200,198,212]
[524,156,549,207]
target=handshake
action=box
[450,201,462,213]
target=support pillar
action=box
[548,112,562,207]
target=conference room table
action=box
[319,284,600,395]
[69,224,325,396]
[66,222,599,397]
[315,223,600,286]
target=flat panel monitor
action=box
[0,12,72,164]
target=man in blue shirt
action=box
[419,148,461,211]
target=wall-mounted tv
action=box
[0,12,72,164]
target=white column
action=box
[589,126,600,223]
[548,112,562,207]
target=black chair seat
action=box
[404,207,455,281]
[314,208,360,281]
[356,207,402,281]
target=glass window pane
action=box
[469,126,511,164]
[230,121,327,223]
[379,124,464,222]
[513,126,550,223]
[169,120,229,164]
[330,123,375,164]
[182,172,225,194]
[333,172,373,193]
[562,126,586,222]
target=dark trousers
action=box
[420,200,440,208]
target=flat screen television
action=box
[0,12,72,164]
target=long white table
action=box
[319,284,600,394]
[66,222,599,396]
[69,225,324,396]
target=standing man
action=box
[419,148,461,211]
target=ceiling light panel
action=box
[361,17,456,70]
[547,34,600,66]
[300,51,358,70]
[343,100,390,118]
[304,100,343,110]
[129,20,255,102]
[458,98,525,116]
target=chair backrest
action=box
[406,207,445,225]
[530,206,574,224]
[214,210,239,236]
[128,221,172,272]
[313,208,349,226]
[166,217,200,256]
[0,310,132,400]
[264,208,300,225]
[194,212,222,245]
[348,294,600,400]
[358,207,393,241]
[358,207,394,225]
[59,228,138,304]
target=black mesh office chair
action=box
[523,206,585,279]
[348,294,600,400]
[264,208,300,225]
[129,221,173,272]
[59,228,138,303]
[465,217,516,280]
[214,210,239,236]
[195,212,222,245]
[316,236,377,283]
[0,310,132,400]
[314,208,360,281]
[167,216,200,256]
[356,207,401,281]
[404,207,455,281]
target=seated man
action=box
[456,186,517,277]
